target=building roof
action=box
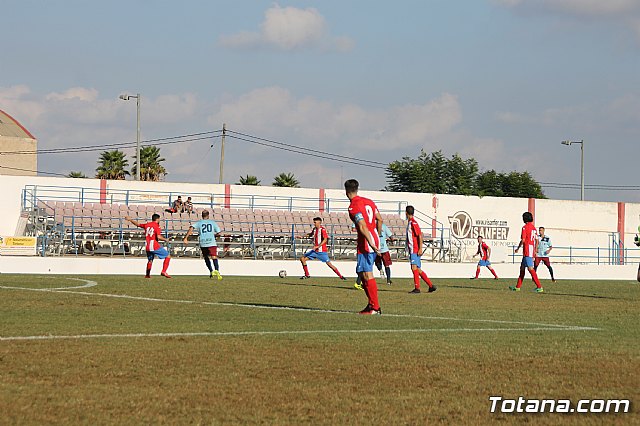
[0,109,36,139]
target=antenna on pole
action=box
[219,123,226,184]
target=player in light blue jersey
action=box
[184,210,222,279]
[534,226,555,282]
[374,223,394,285]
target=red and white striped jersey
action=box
[348,196,380,254]
[521,222,537,257]
[140,222,162,252]
[312,226,328,253]
[406,217,421,255]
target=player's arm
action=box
[417,229,424,256]
[183,226,194,244]
[375,210,383,237]
[355,217,380,254]
[546,239,552,254]
[125,216,142,228]
[515,229,524,253]
[473,245,480,257]
[486,245,491,260]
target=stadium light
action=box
[561,140,584,201]
[119,93,141,181]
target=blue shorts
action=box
[304,250,330,263]
[478,259,491,267]
[147,247,169,261]
[410,253,422,269]
[521,256,534,268]
[356,252,377,273]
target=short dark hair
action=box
[406,205,415,215]
[177,196,182,199]
[313,217,322,222]
[522,212,533,223]
[152,213,160,221]
[344,179,359,193]
[202,210,210,218]
[539,226,545,230]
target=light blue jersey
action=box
[378,224,393,254]
[537,235,552,257]
[193,219,221,247]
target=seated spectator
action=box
[184,196,194,214]
[165,196,184,214]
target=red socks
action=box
[412,269,421,289]
[162,257,170,274]
[146,261,153,276]
[530,269,542,288]
[490,268,498,279]
[332,267,343,279]
[302,264,310,277]
[365,278,379,310]
[475,267,481,279]
[420,271,433,288]
[516,274,524,289]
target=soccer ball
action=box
[279,270,287,278]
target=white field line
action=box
[0,327,599,342]
[0,279,599,332]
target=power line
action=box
[225,133,386,170]
[0,165,68,177]
[226,129,388,166]
[0,130,223,155]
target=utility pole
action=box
[219,123,226,184]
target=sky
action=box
[1,0,638,202]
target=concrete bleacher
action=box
[31,200,414,260]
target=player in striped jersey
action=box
[125,214,171,278]
[346,179,383,315]
[405,205,436,294]
[471,235,498,279]
[299,217,346,280]
[510,211,543,293]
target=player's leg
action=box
[472,262,481,279]
[510,260,526,291]
[543,258,555,282]
[375,255,384,277]
[210,247,222,280]
[201,247,213,274]
[419,267,435,292]
[145,251,154,278]
[155,248,171,278]
[487,265,498,279]
[354,272,363,290]
[410,254,421,292]
[637,263,640,282]
[325,259,346,280]
[534,256,541,272]
[383,253,392,285]
[358,253,380,314]
[299,252,313,279]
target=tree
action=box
[237,175,261,185]
[67,171,87,178]
[131,146,167,181]
[95,150,130,180]
[386,150,545,198]
[272,172,300,188]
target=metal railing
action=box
[509,245,640,265]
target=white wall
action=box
[0,256,637,281]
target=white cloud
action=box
[208,87,461,151]
[219,5,354,52]
[493,0,640,41]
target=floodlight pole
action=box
[136,93,141,182]
[561,139,585,201]
[119,93,141,181]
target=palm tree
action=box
[132,146,167,181]
[95,150,130,180]
[272,172,300,188]
[238,175,261,185]
[67,171,87,178]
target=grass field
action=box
[0,272,638,425]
